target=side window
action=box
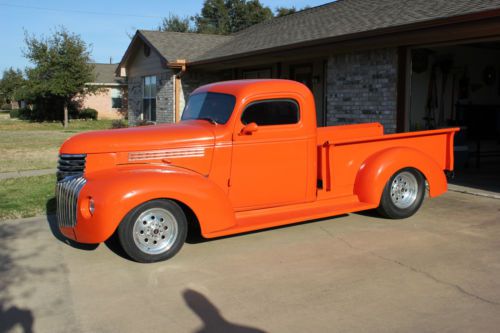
[241,100,299,126]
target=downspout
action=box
[170,60,187,123]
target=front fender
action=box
[354,147,447,205]
[73,165,235,243]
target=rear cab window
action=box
[241,100,300,126]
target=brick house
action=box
[116,0,500,141]
[83,63,127,119]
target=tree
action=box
[23,27,96,126]
[0,68,25,105]
[158,14,193,33]
[243,0,273,30]
[193,0,272,34]
[194,0,230,34]
[275,5,310,17]
[275,6,297,17]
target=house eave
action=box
[85,82,126,87]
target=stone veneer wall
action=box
[128,70,224,125]
[127,76,142,125]
[326,48,398,133]
[179,70,226,111]
[128,70,175,125]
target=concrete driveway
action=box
[1,191,499,333]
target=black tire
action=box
[377,168,425,219]
[118,199,187,263]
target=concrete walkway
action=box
[1,191,499,333]
[0,168,55,180]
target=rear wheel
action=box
[118,199,187,263]
[377,168,425,219]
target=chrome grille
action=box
[57,154,86,181]
[56,176,86,228]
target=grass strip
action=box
[0,174,56,220]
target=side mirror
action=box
[240,122,258,135]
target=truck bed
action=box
[317,123,458,199]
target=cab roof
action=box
[192,79,313,100]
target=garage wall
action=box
[326,48,398,133]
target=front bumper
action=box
[56,176,116,244]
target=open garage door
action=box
[408,40,500,194]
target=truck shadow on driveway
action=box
[183,289,266,333]
[185,214,348,245]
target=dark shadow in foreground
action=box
[0,302,34,333]
[183,289,266,333]
[45,198,98,251]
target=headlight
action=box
[89,198,95,215]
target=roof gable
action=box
[139,30,232,61]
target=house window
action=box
[111,88,123,109]
[242,100,299,126]
[143,76,157,121]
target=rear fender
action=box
[76,165,235,242]
[354,147,447,205]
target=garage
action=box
[407,40,500,193]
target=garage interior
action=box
[408,40,500,194]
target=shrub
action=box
[9,109,19,118]
[111,119,128,129]
[79,108,98,120]
[136,120,155,126]
[18,107,35,120]
[1,103,12,110]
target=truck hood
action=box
[60,121,215,154]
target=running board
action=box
[204,196,376,238]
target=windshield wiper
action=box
[198,117,218,125]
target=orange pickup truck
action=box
[56,79,458,263]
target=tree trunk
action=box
[63,102,68,128]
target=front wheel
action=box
[377,168,425,219]
[118,199,187,263]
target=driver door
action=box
[229,99,309,211]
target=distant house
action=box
[117,0,500,138]
[84,63,127,119]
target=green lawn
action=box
[0,174,56,220]
[0,116,117,173]
[0,116,124,220]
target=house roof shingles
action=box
[138,30,232,62]
[136,0,500,65]
[92,63,125,84]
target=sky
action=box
[0,0,330,73]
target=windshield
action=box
[181,92,236,125]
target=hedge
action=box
[79,108,98,120]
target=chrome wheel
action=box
[132,208,178,255]
[390,171,418,209]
